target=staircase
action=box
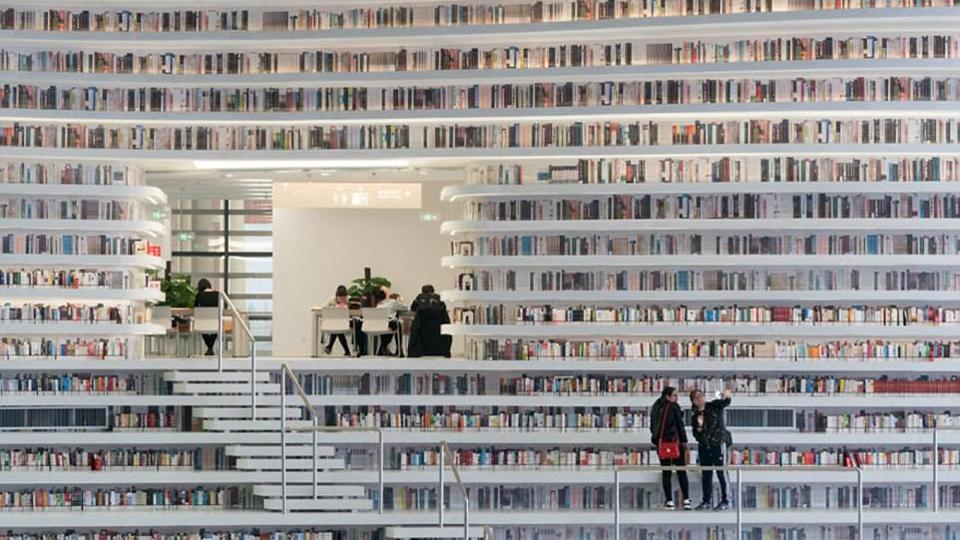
[166,367,374,512]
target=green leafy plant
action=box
[159,273,197,307]
[347,275,392,301]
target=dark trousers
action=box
[326,333,350,355]
[201,334,217,353]
[699,444,728,504]
[659,454,689,503]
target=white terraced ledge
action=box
[192,407,303,419]
[441,218,960,235]
[0,218,166,237]
[234,458,346,470]
[442,254,960,269]
[6,101,960,125]
[441,290,960,305]
[0,322,166,336]
[261,498,374,511]
[226,445,336,457]
[8,59,960,88]
[386,527,486,539]
[171,382,281,394]
[252,485,367,498]
[6,144,960,165]
[0,286,165,303]
[442,181,960,201]
[0,254,165,269]
[0,183,167,204]
[3,8,957,48]
[163,370,270,382]
[442,323,960,339]
[201,419,314,432]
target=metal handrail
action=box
[217,291,257,418]
[279,363,385,514]
[440,441,473,540]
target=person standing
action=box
[650,386,691,510]
[690,388,733,511]
[193,279,220,356]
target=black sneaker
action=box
[661,501,675,510]
[714,500,731,511]
[682,499,693,511]
[694,501,713,511]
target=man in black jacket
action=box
[690,388,733,511]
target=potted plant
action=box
[348,275,391,307]
[159,273,197,331]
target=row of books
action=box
[463,304,960,325]
[5,77,960,113]
[0,199,135,221]
[797,411,956,432]
[0,447,223,471]
[464,337,960,360]
[5,118,960,151]
[4,35,957,76]
[0,162,136,186]
[461,268,960,293]
[110,408,178,431]
[4,2,950,32]
[0,533,338,540]
[465,157,960,185]
[728,447,960,467]
[0,406,178,432]
[0,303,135,324]
[0,235,157,256]
[0,269,133,290]
[0,487,238,510]
[466,233,960,256]
[0,373,161,395]
[0,337,130,359]
[467,194,960,221]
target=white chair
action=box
[320,307,352,356]
[361,307,396,357]
[147,306,175,356]
[192,307,221,356]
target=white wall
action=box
[272,181,461,356]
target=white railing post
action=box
[857,467,863,539]
[463,495,470,540]
[378,429,385,514]
[216,292,223,371]
[280,367,287,514]
[312,415,318,500]
[613,469,621,540]
[250,346,257,420]
[736,468,743,539]
[439,444,446,527]
[933,427,940,513]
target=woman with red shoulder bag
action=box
[649,386,691,510]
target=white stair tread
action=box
[235,457,346,470]
[252,485,366,497]
[202,419,313,432]
[262,498,373,511]
[164,371,270,382]
[386,527,486,539]
[194,407,303,419]
[226,445,335,457]
[173,382,280,394]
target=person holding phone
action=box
[690,388,733,511]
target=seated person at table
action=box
[194,279,220,356]
[373,287,408,356]
[323,285,351,356]
[407,285,452,358]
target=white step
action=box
[262,497,373,511]
[386,527,486,539]
[226,445,335,457]
[252,484,367,498]
[194,407,303,419]
[173,382,281,394]
[202,419,312,432]
[235,457,346,470]
[164,371,270,383]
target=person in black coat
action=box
[691,388,733,510]
[193,278,220,356]
[407,285,452,358]
[650,386,691,510]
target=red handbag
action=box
[657,403,681,461]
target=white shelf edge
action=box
[0,322,166,336]
[0,183,168,204]
[440,290,960,305]
[0,254,165,270]
[442,254,960,269]
[0,287,164,303]
[0,218,166,237]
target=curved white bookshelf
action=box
[441,181,960,201]
[441,290,960,305]
[442,254,960,269]
[441,218,960,235]
[0,287,165,303]
[2,8,957,48]
[0,394,281,407]
[4,101,959,126]
[0,470,275,486]
[6,58,960,88]
[0,218,166,237]
[0,183,168,204]
[0,254,165,270]
[0,322,166,336]
[442,323,960,339]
